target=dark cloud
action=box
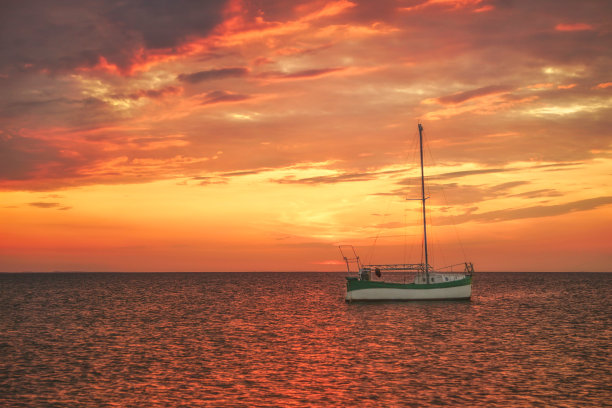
[488,181,530,193]
[220,168,272,177]
[28,202,60,208]
[28,202,71,210]
[0,0,228,73]
[382,179,532,205]
[396,168,518,186]
[178,67,249,83]
[429,168,512,181]
[107,0,227,49]
[0,128,195,191]
[189,168,275,185]
[258,67,345,80]
[201,90,251,105]
[275,172,376,184]
[0,97,74,119]
[114,86,182,100]
[282,68,344,79]
[0,133,81,182]
[273,168,405,185]
[436,196,612,225]
[436,85,512,105]
[192,176,227,185]
[510,189,563,199]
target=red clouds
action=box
[2,0,612,192]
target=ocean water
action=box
[1,272,610,407]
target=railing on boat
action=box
[362,262,474,275]
[340,245,473,277]
[360,264,428,273]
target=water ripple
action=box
[1,272,610,407]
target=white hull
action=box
[346,283,471,301]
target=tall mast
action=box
[418,123,430,284]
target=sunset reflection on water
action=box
[1,272,610,406]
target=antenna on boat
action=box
[418,122,430,284]
[339,245,362,274]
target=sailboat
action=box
[341,123,474,301]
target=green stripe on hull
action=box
[346,276,471,292]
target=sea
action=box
[1,272,610,407]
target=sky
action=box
[1,0,611,272]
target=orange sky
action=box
[1,0,611,272]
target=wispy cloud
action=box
[28,202,71,210]
[112,86,182,100]
[257,67,346,81]
[433,85,512,105]
[178,67,249,83]
[438,196,612,225]
[201,90,252,105]
[274,172,376,184]
[273,169,404,185]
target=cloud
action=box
[0,0,228,74]
[275,171,376,184]
[28,202,61,208]
[433,85,512,105]
[192,176,227,185]
[593,82,612,89]
[0,132,83,183]
[220,168,272,177]
[0,127,206,191]
[509,189,562,199]
[427,167,512,180]
[28,202,71,210]
[273,168,404,185]
[113,86,182,101]
[400,0,486,12]
[107,0,227,50]
[201,90,251,105]
[1,0,610,195]
[257,67,346,80]
[396,165,571,185]
[178,67,249,83]
[440,196,612,225]
[555,23,593,32]
[386,177,532,205]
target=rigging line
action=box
[403,202,408,266]
[440,179,469,261]
[429,209,451,272]
[425,182,442,270]
[365,186,395,265]
[420,232,425,267]
[403,126,423,274]
[422,126,452,271]
[424,133,469,262]
[368,126,421,266]
[406,125,422,271]
[404,126,420,267]
[423,152,445,270]
[420,126,433,270]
